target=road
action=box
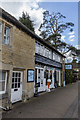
[2,81,78,118]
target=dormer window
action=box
[4,26,10,45]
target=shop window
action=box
[50,70,52,84]
[4,26,10,45]
[0,71,7,94]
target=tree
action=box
[19,12,35,32]
[72,59,77,63]
[39,11,75,53]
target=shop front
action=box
[54,69,61,88]
[35,67,45,92]
[45,67,55,89]
[35,65,56,93]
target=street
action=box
[2,81,78,118]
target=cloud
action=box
[68,31,75,35]
[75,45,80,49]
[68,31,75,42]
[61,35,66,41]
[0,0,42,2]
[0,0,79,2]
[0,1,45,35]
[69,39,74,42]
[69,35,75,39]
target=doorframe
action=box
[11,71,23,103]
[35,67,44,92]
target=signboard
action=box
[65,65,72,69]
[27,69,34,82]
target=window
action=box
[35,43,38,53]
[40,45,43,55]
[57,56,61,62]
[53,53,58,61]
[53,53,55,60]
[37,43,40,54]
[49,51,52,59]
[0,71,7,94]
[0,22,2,43]
[4,26,10,45]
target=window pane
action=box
[12,84,14,89]
[0,22,2,44]
[0,71,6,81]
[12,78,14,83]
[15,78,17,82]
[0,22,2,33]
[2,71,6,80]
[0,71,2,80]
[18,78,20,83]
[0,81,5,91]
[19,73,21,77]
[15,83,17,88]
[4,26,10,45]
[0,71,6,93]
[18,83,20,88]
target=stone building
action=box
[0,8,65,109]
[0,8,35,109]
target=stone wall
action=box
[0,18,35,108]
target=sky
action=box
[0,0,78,47]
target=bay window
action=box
[0,71,7,94]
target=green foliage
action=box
[19,12,35,32]
[65,69,72,84]
[39,11,75,53]
[72,59,77,63]
[79,61,80,63]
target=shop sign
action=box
[65,65,72,69]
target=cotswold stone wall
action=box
[0,18,35,107]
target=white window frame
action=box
[0,71,7,94]
[35,43,38,53]
[4,25,10,45]
[49,50,52,59]
[37,43,40,54]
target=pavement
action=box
[2,81,78,118]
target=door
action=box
[35,68,44,92]
[11,71,22,103]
